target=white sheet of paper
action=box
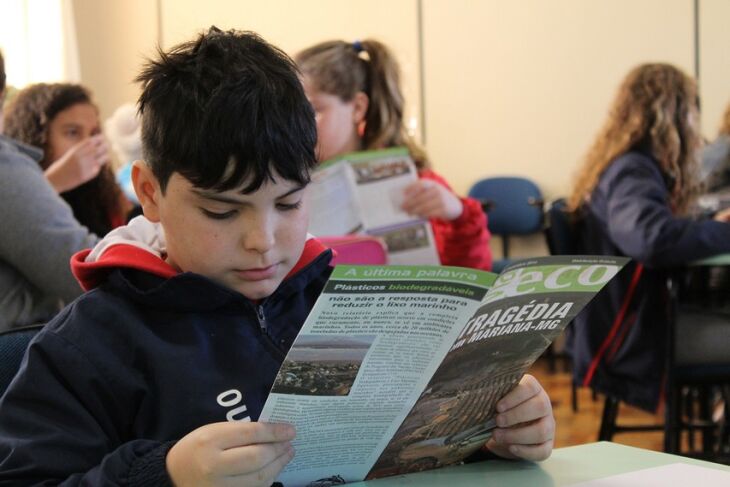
[567,463,730,487]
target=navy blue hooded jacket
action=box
[569,150,730,411]
[0,223,333,485]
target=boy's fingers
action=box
[506,439,554,462]
[236,422,296,447]
[218,440,294,477]
[238,443,295,486]
[493,415,555,446]
[496,374,542,413]
[496,390,552,428]
[209,422,296,450]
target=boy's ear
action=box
[352,91,369,124]
[132,160,162,222]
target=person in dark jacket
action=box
[0,28,555,485]
[566,63,730,412]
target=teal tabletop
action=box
[346,442,730,486]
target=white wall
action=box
[422,0,694,198]
[72,0,158,119]
[699,0,730,139]
[159,0,423,141]
[67,0,729,259]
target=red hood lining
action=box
[71,238,331,292]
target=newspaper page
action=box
[259,264,494,486]
[367,255,628,478]
[307,148,441,265]
[259,256,627,486]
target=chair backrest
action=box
[0,324,43,397]
[319,235,388,266]
[544,198,580,255]
[468,176,544,236]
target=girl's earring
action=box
[357,120,366,138]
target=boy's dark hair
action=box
[136,27,317,193]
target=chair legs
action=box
[599,394,664,443]
[664,383,681,453]
[698,387,714,454]
[598,396,620,441]
[720,386,730,457]
[664,383,730,460]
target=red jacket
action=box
[419,169,492,271]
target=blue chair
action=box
[0,324,43,397]
[468,176,544,272]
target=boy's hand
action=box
[402,180,463,221]
[166,421,295,487]
[44,134,109,193]
[485,374,554,461]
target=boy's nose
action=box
[242,216,275,254]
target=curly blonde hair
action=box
[568,63,700,215]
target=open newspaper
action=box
[259,255,627,486]
[308,147,440,265]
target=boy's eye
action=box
[201,208,237,220]
[277,200,302,211]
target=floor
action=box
[529,357,666,451]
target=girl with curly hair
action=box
[4,83,129,236]
[567,63,730,412]
[295,39,491,271]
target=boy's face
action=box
[134,162,310,300]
